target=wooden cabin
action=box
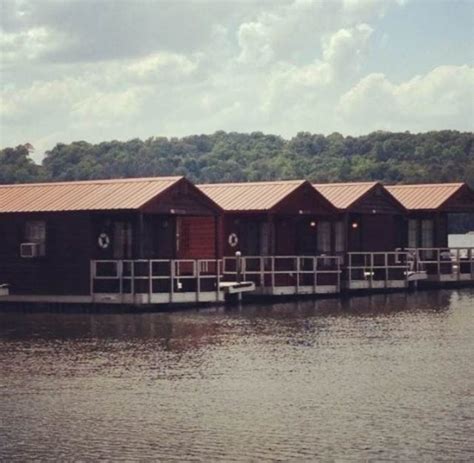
[0,177,223,305]
[313,182,406,254]
[198,180,341,295]
[386,183,474,249]
[198,180,337,256]
[313,182,408,290]
[386,183,474,282]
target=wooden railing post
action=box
[437,249,441,279]
[313,256,317,293]
[471,248,474,280]
[196,259,201,303]
[271,257,275,290]
[170,260,174,304]
[90,260,94,297]
[148,260,152,302]
[295,257,299,294]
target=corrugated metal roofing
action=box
[0,177,183,213]
[386,183,465,210]
[313,182,378,210]
[198,180,305,211]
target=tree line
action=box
[1,130,473,186]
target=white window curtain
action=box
[421,220,434,248]
[113,221,133,259]
[334,221,344,253]
[408,219,418,248]
[25,221,46,255]
[317,221,331,253]
[421,219,434,259]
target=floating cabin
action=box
[386,183,474,283]
[198,180,340,295]
[0,177,473,308]
[312,182,407,253]
[312,182,409,290]
[0,177,226,305]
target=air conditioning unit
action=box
[20,242,40,258]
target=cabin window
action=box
[317,221,331,254]
[242,221,260,255]
[334,221,344,253]
[421,219,434,258]
[408,219,418,248]
[113,221,132,259]
[260,222,271,256]
[25,220,46,256]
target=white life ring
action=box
[228,233,239,248]
[98,233,111,249]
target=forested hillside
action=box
[1,130,473,186]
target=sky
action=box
[1,0,473,160]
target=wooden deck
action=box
[1,248,473,307]
[222,255,342,296]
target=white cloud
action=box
[126,52,199,83]
[71,88,148,128]
[338,65,474,131]
[1,0,472,157]
[322,24,373,77]
[237,20,275,65]
[0,26,61,68]
[1,77,89,123]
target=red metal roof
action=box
[313,182,379,210]
[198,180,307,212]
[0,177,183,213]
[386,183,467,210]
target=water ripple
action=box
[1,289,473,461]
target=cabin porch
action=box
[404,247,474,285]
[221,255,342,296]
[91,258,227,304]
[343,251,415,291]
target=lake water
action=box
[1,289,473,461]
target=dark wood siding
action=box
[361,215,396,252]
[220,214,266,256]
[142,179,218,216]
[0,212,93,295]
[142,215,175,259]
[275,183,333,215]
[275,218,295,255]
[351,185,404,215]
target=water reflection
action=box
[0,288,473,461]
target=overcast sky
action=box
[1,0,473,160]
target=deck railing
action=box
[91,258,222,303]
[222,255,341,294]
[91,249,474,303]
[346,252,411,289]
[404,247,474,281]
